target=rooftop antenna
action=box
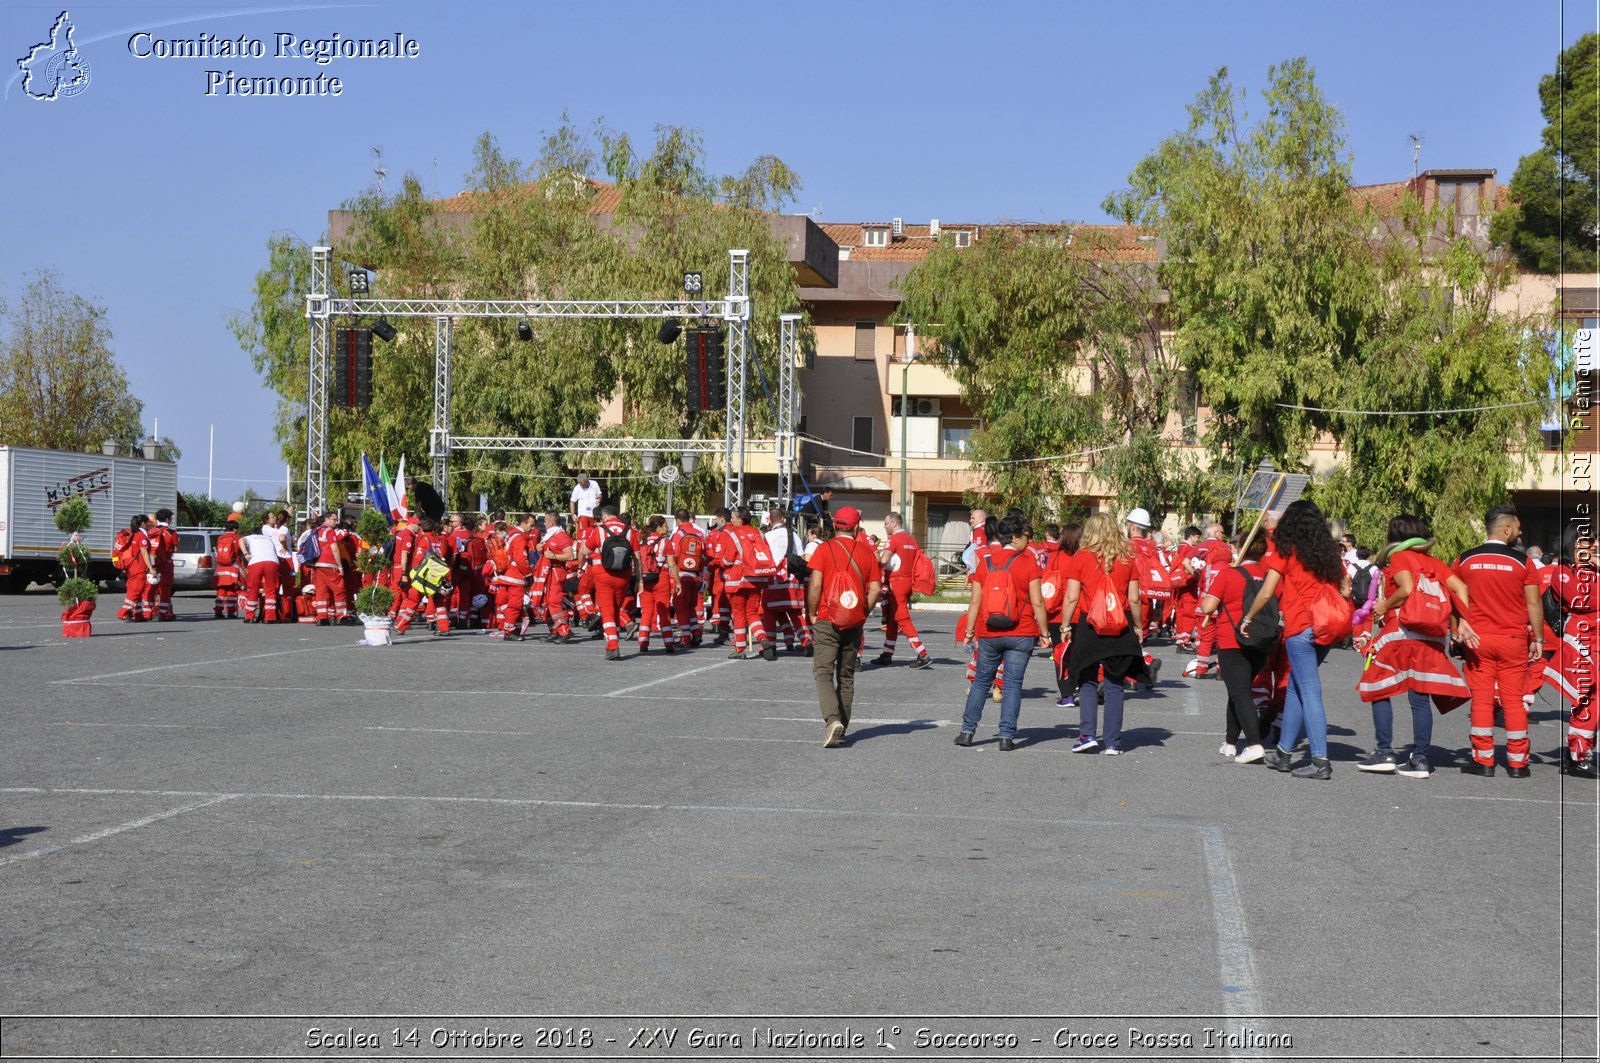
[1408,134,1423,184]
[810,204,823,219]
[372,145,387,194]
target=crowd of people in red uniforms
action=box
[165,485,1598,777]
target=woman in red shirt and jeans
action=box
[1240,500,1349,780]
[956,514,1049,751]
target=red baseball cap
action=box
[834,505,862,528]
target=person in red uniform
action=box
[388,515,417,617]
[1189,523,1235,677]
[761,507,811,654]
[487,513,536,639]
[584,504,638,660]
[1171,526,1205,650]
[1198,533,1273,763]
[666,509,706,647]
[538,512,578,642]
[721,506,776,660]
[309,511,352,625]
[871,510,931,669]
[806,507,884,747]
[238,522,281,623]
[150,508,178,620]
[635,515,678,654]
[1353,515,1473,779]
[703,508,734,644]
[1452,505,1543,777]
[210,519,243,618]
[393,517,445,635]
[1122,508,1166,687]
[1546,526,1600,777]
[121,515,154,621]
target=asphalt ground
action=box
[0,589,1595,1062]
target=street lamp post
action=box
[899,325,919,530]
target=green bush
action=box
[355,506,391,544]
[54,497,92,535]
[57,577,99,605]
[58,542,92,576]
[353,583,394,617]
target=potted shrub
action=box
[353,583,396,645]
[58,577,98,637]
[54,497,93,582]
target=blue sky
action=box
[1,0,1588,500]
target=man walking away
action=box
[873,511,932,668]
[807,507,882,747]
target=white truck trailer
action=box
[0,445,179,592]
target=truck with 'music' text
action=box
[0,445,179,592]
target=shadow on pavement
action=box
[0,826,48,849]
[846,720,942,744]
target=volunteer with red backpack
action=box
[637,515,678,654]
[1545,526,1600,777]
[1198,533,1275,764]
[212,519,243,618]
[1058,513,1146,755]
[1352,516,1473,779]
[1240,500,1352,780]
[955,514,1049,751]
[720,506,777,660]
[666,509,706,647]
[806,507,883,747]
[120,515,154,621]
[872,510,933,669]
[587,504,638,661]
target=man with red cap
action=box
[806,506,883,746]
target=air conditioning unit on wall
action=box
[894,397,941,417]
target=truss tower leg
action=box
[431,315,453,501]
[304,246,332,514]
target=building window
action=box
[853,416,874,455]
[854,322,876,361]
[864,228,888,247]
[939,419,977,457]
[953,231,971,248]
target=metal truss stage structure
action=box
[304,248,800,512]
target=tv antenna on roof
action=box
[1408,134,1423,183]
[372,145,387,194]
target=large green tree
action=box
[0,270,145,451]
[1492,33,1600,274]
[896,225,1225,521]
[234,118,802,514]
[1110,60,1551,558]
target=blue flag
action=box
[361,453,392,514]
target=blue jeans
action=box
[961,635,1035,739]
[1372,690,1432,758]
[1278,628,1331,759]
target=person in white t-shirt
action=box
[570,474,603,533]
[240,523,282,623]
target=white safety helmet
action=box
[1124,507,1153,529]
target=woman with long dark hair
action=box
[1240,499,1349,780]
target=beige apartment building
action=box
[330,167,1594,553]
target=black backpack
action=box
[781,524,808,583]
[600,530,634,575]
[1350,561,1376,606]
[1224,565,1282,651]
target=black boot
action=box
[1291,756,1333,780]
[1262,747,1293,773]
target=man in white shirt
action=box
[240,523,282,623]
[569,473,603,533]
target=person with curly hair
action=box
[1240,499,1349,780]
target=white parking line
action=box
[607,658,742,697]
[53,721,225,730]
[1198,824,1265,1055]
[662,735,817,745]
[0,794,240,869]
[54,645,351,684]
[365,725,543,737]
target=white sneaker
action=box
[1234,745,1265,764]
[1219,743,1238,757]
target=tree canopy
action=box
[233,117,802,514]
[1492,33,1600,274]
[0,270,145,452]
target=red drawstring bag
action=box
[1307,581,1353,646]
[61,600,94,638]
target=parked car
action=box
[171,527,224,590]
